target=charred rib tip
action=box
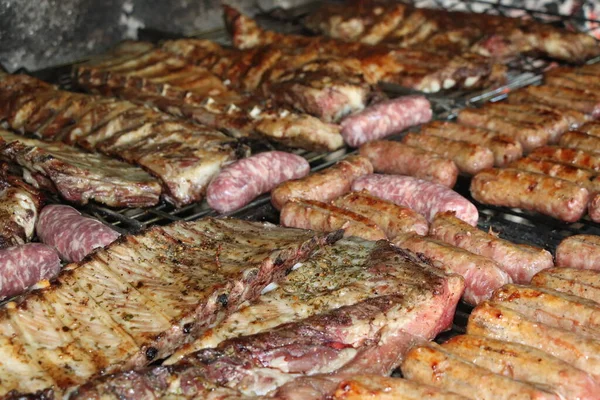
[217,293,229,308]
[145,347,158,361]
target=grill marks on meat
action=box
[470,168,590,223]
[224,5,504,93]
[0,130,161,208]
[508,85,600,118]
[0,75,242,207]
[0,218,341,397]
[556,234,600,270]
[360,140,458,187]
[430,212,553,283]
[559,130,600,154]
[303,0,600,63]
[74,46,344,152]
[333,190,428,237]
[71,242,464,398]
[0,164,42,248]
[271,155,373,210]
[532,268,600,304]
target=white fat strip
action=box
[260,262,303,295]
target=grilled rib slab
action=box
[0,218,341,397]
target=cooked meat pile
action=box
[304,0,600,63]
[0,74,241,207]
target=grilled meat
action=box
[224,5,505,93]
[420,121,523,167]
[0,218,341,397]
[304,0,600,62]
[467,301,600,381]
[528,146,600,172]
[74,47,345,151]
[402,132,494,175]
[559,131,600,154]
[360,140,459,187]
[507,90,592,128]
[394,233,511,305]
[271,155,373,210]
[0,74,243,207]
[353,175,478,226]
[532,267,600,303]
[401,343,560,400]
[333,190,429,237]
[430,212,553,283]
[442,334,600,400]
[470,168,590,223]
[0,163,42,248]
[508,85,600,118]
[0,129,161,208]
[556,234,600,271]
[72,243,464,398]
[280,199,387,241]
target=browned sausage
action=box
[271,155,373,210]
[556,234,600,270]
[559,131,600,154]
[528,146,600,172]
[509,157,600,193]
[360,140,458,187]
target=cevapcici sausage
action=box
[402,133,494,175]
[508,85,600,118]
[509,157,600,193]
[352,174,478,226]
[556,234,600,270]
[531,268,600,303]
[394,233,511,305]
[333,190,428,237]
[207,151,310,213]
[528,146,600,172]
[589,193,600,223]
[271,155,373,210]
[420,121,523,167]
[360,140,458,187]
[280,199,386,241]
[341,95,432,147]
[429,212,554,283]
[559,131,600,155]
[36,205,120,262]
[0,243,60,300]
[470,168,590,222]
[457,108,549,152]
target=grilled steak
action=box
[532,267,600,304]
[71,243,464,399]
[556,234,600,271]
[467,301,600,380]
[74,47,345,152]
[0,129,161,208]
[492,284,600,338]
[420,121,523,167]
[401,343,560,400]
[0,218,341,397]
[442,334,600,400]
[224,5,504,93]
[0,163,42,248]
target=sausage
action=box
[429,212,554,283]
[394,234,511,305]
[457,108,550,152]
[467,301,600,381]
[529,146,600,174]
[207,151,310,214]
[333,190,428,237]
[420,121,523,167]
[589,193,600,222]
[470,168,590,223]
[0,243,60,300]
[280,199,386,241]
[352,174,478,226]
[531,268,600,303]
[508,85,600,118]
[402,133,494,175]
[556,234,600,270]
[401,343,560,400]
[36,205,120,262]
[579,121,600,137]
[442,335,600,400]
[340,95,432,147]
[509,157,600,193]
[559,131,600,155]
[271,155,373,210]
[359,141,458,187]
